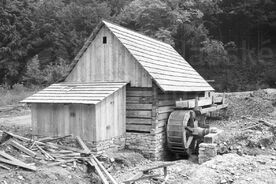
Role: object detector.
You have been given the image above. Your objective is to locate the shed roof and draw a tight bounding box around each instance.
[21,82,127,104]
[64,20,214,92]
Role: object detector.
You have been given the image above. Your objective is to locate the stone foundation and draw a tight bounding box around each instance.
[125,132,167,160]
[86,134,126,155]
[198,143,217,164]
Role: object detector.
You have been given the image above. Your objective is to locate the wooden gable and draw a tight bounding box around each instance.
[65,25,152,87]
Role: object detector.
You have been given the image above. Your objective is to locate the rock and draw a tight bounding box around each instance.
[220,179,227,183]
[17,175,24,181]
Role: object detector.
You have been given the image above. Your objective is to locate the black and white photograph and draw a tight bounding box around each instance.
[0,0,275,183]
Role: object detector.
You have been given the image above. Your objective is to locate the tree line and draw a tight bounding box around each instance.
[0,0,275,91]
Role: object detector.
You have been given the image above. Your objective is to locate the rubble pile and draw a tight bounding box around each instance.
[0,131,118,184]
[226,89,276,119]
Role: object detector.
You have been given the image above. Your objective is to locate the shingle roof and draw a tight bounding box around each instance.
[103,21,213,92]
[63,20,214,92]
[21,82,127,104]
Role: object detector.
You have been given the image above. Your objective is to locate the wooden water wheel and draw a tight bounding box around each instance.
[167,110,209,155]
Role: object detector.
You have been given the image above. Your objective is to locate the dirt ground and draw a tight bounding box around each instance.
[0,89,275,184]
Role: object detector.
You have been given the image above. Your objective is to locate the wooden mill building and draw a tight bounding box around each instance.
[22,20,214,159]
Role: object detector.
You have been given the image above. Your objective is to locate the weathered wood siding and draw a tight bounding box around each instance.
[65,26,152,87]
[31,86,126,142]
[31,103,96,141]
[95,86,126,141]
[126,85,153,133]
[152,84,206,134]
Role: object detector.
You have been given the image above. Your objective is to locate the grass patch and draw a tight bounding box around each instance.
[0,84,39,106]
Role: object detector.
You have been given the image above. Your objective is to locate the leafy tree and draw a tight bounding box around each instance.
[0,0,36,87]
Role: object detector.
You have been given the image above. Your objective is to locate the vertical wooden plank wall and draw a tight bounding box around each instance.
[95,86,126,141]
[32,103,96,141]
[65,26,152,88]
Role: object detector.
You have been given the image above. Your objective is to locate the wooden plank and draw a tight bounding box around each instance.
[88,158,109,184]
[126,110,152,118]
[126,91,152,97]
[9,140,36,157]
[76,136,91,154]
[176,98,213,108]
[0,158,36,171]
[199,104,228,114]
[126,118,152,125]
[48,159,75,167]
[91,155,119,184]
[157,112,171,121]
[0,151,36,171]
[126,104,152,110]
[36,144,54,160]
[126,124,151,132]
[126,96,153,104]
[158,106,174,114]
[158,100,175,107]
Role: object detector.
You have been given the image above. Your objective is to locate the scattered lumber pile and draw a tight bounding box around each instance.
[0,131,118,184]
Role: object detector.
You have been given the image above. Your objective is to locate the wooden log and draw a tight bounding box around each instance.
[76,136,91,154]
[9,140,36,157]
[176,98,212,108]
[48,159,75,167]
[38,135,72,143]
[126,110,152,118]
[36,144,55,160]
[87,158,109,184]
[0,151,36,171]
[126,91,152,97]
[0,163,10,170]
[158,106,174,114]
[199,103,228,114]
[158,100,175,107]
[47,143,88,154]
[0,158,36,171]
[126,124,152,132]
[92,155,118,184]
[126,118,152,125]
[3,131,45,145]
[126,104,152,110]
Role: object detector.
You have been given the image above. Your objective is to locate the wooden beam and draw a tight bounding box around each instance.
[48,159,75,167]
[126,104,152,110]
[36,144,55,160]
[87,158,109,184]
[126,124,152,132]
[0,151,36,171]
[76,136,91,154]
[199,103,228,114]
[126,118,152,125]
[9,140,36,157]
[176,98,212,108]
[38,135,72,143]
[92,155,118,184]
[126,110,152,118]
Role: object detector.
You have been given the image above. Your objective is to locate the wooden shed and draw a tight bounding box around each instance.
[23,20,214,158]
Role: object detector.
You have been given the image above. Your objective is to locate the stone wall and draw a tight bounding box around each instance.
[198,143,217,164]
[125,132,167,160]
[87,134,126,155]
